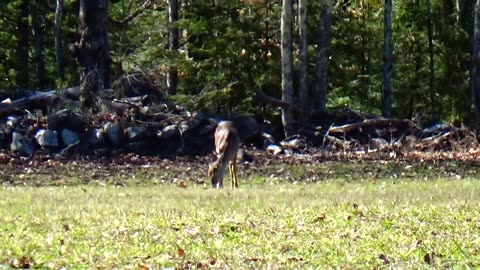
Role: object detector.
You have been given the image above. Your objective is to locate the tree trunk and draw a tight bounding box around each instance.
[263,0,270,61]
[298,0,308,123]
[31,0,46,89]
[460,0,476,37]
[15,0,30,89]
[281,0,295,136]
[167,0,179,95]
[314,0,332,114]
[442,0,456,23]
[427,0,436,121]
[411,0,423,118]
[472,0,480,123]
[70,0,111,109]
[382,0,393,118]
[55,0,65,80]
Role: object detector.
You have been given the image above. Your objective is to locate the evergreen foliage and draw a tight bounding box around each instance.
[0,0,477,125]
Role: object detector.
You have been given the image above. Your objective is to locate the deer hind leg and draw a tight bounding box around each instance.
[229,161,238,188]
[228,162,234,188]
[233,161,238,188]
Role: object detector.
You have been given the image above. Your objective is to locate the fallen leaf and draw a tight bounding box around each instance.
[137,263,150,270]
[313,213,326,222]
[117,226,129,235]
[411,239,422,250]
[177,248,186,257]
[424,252,435,265]
[244,257,264,262]
[179,180,188,188]
[10,256,34,268]
[63,223,72,231]
[60,243,68,255]
[209,226,220,235]
[378,254,390,265]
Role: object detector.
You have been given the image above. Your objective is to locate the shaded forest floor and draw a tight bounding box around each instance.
[1,147,480,187]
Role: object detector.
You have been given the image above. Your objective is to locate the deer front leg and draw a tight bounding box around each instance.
[209,159,225,188]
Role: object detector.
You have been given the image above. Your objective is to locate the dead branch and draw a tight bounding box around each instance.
[109,0,155,28]
[253,90,291,110]
[253,90,312,118]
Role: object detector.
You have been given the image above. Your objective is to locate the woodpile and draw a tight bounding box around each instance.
[0,75,477,159]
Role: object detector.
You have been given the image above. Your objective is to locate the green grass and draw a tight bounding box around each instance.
[1,177,480,269]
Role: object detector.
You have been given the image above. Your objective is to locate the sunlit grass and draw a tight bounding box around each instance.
[1,178,480,269]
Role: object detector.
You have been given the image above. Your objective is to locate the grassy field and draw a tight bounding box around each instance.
[1,175,480,269]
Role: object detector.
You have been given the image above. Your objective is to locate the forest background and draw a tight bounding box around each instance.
[0,0,478,136]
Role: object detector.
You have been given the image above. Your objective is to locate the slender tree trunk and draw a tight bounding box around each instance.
[314,0,332,113]
[70,0,111,109]
[281,0,295,136]
[263,0,270,61]
[167,0,179,95]
[55,0,65,80]
[15,0,30,89]
[360,0,369,75]
[411,0,423,118]
[427,0,436,121]
[460,0,476,37]
[382,0,393,118]
[31,0,46,89]
[472,0,480,123]
[298,0,308,122]
[442,0,456,23]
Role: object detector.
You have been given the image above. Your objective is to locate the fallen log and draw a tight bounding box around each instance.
[421,131,454,143]
[327,118,412,134]
[0,90,60,116]
[0,86,84,116]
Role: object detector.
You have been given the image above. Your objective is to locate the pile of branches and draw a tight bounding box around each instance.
[0,71,220,158]
[0,73,478,161]
[310,108,479,158]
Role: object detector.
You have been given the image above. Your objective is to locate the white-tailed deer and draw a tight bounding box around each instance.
[208,121,240,188]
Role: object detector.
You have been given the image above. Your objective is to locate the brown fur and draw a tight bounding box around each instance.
[209,121,240,188]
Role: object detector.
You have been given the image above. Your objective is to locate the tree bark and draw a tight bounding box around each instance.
[167,0,179,95]
[442,0,456,23]
[55,0,65,80]
[31,0,46,89]
[281,0,295,136]
[314,0,332,114]
[298,0,308,122]
[263,0,270,61]
[15,0,30,89]
[70,0,111,109]
[472,0,480,123]
[427,0,436,121]
[460,0,476,37]
[382,0,393,118]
